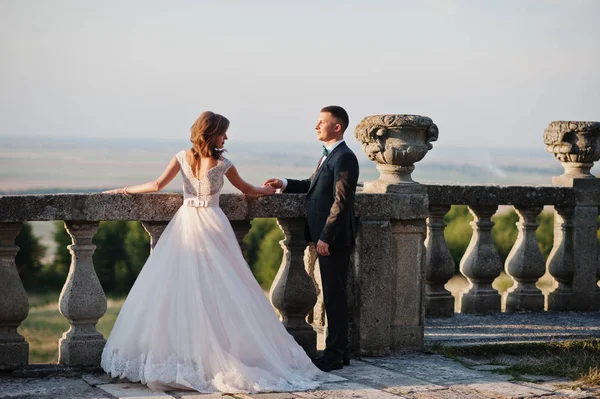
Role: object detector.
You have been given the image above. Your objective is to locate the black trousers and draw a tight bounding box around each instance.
[318,245,352,360]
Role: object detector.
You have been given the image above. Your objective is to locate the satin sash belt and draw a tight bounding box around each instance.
[184,198,217,207]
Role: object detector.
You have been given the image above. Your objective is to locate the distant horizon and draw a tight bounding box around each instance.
[0,134,577,196]
[0,132,552,152]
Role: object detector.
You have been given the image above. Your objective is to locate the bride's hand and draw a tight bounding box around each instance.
[261,184,276,195]
[103,188,130,195]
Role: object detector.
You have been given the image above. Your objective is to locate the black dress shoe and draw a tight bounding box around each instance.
[343,354,350,366]
[314,357,343,372]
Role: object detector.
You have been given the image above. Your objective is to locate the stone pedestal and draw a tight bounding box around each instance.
[58,221,107,367]
[355,113,432,354]
[390,219,426,352]
[354,218,393,356]
[545,121,600,310]
[0,223,29,370]
[548,170,600,310]
[359,184,428,353]
[571,205,599,310]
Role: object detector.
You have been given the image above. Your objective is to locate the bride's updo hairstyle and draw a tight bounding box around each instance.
[189,111,230,172]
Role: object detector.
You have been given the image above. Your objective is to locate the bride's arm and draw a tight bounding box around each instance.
[104,156,180,194]
[226,166,275,195]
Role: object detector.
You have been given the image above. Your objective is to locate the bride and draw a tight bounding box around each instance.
[101,111,322,393]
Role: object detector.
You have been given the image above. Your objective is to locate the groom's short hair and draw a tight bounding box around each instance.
[321,105,349,133]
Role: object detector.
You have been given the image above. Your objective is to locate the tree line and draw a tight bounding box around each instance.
[15,207,568,296]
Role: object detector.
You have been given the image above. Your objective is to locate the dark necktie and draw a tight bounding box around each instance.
[314,147,329,175]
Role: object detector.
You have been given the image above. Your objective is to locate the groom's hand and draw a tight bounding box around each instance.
[316,240,330,256]
[264,178,283,189]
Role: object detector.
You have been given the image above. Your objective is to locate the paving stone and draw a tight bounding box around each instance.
[384,385,448,396]
[509,379,592,398]
[82,373,118,386]
[232,393,299,399]
[360,355,494,386]
[383,384,447,395]
[0,377,109,399]
[453,356,482,367]
[172,393,226,399]
[464,381,554,398]
[471,364,511,371]
[400,387,490,399]
[315,372,347,383]
[515,374,564,383]
[98,382,174,398]
[424,311,600,346]
[548,387,600,399]
[329,359,440,391]
[294,381,405,399]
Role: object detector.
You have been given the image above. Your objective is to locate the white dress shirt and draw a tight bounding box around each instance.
[281,139,345,191]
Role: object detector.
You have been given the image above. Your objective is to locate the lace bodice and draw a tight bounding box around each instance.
[175,150,233,207]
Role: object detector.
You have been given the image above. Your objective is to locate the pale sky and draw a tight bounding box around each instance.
[1,0,599,149]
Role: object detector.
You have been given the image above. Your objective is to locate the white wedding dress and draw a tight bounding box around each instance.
[101,151,322,393]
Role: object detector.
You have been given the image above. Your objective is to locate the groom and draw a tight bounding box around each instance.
[265,105,359,371]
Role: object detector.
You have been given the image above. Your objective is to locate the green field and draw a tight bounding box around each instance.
[18,294,124,364]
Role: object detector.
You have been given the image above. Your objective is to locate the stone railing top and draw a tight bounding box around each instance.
[4,183,600,223]
[0,192,429,223]
[425,184,578,207]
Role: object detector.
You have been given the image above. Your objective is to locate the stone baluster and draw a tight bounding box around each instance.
[270,218,317,359]
[0,223,29,370]
[58,221,107,367]
[230,220,252,254]
[424,205,455,317]
[547,206,575,311]
[505,206,546,312]
[303,244,325,328]
[141,221,169,251]
[460,205,503,314]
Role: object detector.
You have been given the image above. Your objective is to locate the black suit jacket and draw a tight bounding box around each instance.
[285,141,359,248]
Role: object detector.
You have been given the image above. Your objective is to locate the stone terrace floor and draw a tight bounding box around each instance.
[425,311,600,346]
[2,312,600,399]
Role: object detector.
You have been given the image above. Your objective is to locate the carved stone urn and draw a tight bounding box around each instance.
[355,114,438,187]
[543,121,600,179]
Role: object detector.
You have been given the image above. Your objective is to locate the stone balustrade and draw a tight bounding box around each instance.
[2,116,599,372]
[424,184,600,316]
[0,191,426,370]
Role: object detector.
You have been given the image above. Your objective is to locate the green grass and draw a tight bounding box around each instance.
[430,340,600,387]
[18,297,124,363]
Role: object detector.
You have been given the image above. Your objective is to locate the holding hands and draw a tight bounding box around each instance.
[263,178,283,190]
[258,184,276,195]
